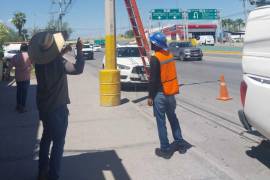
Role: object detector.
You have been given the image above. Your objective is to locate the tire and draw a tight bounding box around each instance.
[179,54,185,61]
[238,110,252,132]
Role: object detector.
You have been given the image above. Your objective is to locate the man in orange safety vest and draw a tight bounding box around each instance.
[148,32,186,159]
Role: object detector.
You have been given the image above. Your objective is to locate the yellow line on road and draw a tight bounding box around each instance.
[204,50,242,55]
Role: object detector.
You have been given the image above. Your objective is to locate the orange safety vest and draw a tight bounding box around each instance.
[155,50,179,96]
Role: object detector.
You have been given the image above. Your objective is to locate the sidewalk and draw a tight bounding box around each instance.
[0,64,238,180]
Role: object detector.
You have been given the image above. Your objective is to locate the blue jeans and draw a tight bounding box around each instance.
[16,80,30,108]
[153,92,183,150]
[39,105,69,180]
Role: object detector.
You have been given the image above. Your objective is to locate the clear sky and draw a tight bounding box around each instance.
[0,0,253,39]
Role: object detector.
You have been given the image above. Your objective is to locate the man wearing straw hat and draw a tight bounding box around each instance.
[29,31,85,180]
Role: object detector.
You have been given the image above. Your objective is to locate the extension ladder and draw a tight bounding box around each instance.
[124,0,151,77]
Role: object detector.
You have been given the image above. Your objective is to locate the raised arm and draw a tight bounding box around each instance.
[61,38,85,75]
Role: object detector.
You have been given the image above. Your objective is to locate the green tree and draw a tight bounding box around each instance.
[235,18,245,31]
[0,23,22,44]
[124,30,134,39]
[45,19,73,39]
[0,23,10,45]
[11,12,26,37]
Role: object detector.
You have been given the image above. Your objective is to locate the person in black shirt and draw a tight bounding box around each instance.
[29,32,85,180]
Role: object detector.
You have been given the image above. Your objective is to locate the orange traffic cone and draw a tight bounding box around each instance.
[217,75,232,101]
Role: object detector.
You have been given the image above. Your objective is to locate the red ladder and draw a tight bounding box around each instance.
[124,0,151,76]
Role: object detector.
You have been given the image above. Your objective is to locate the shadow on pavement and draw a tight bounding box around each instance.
[180,80,219,87]
[246,140,270,169]
[0,83,40,180]
[60,150,131,180]
[121,83,148,92]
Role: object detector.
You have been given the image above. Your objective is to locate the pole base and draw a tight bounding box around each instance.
[100,69,121,106]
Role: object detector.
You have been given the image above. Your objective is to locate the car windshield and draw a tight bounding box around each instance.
[117,47,141,57]
[177,42,192,47]
[83,45,90,48]
[7,50,19,54]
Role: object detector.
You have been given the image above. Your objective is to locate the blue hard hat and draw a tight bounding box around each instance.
[149,32,168,50]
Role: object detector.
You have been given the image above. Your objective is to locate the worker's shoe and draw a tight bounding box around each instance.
[171,141,187,154]
[178,143,187,154]
[155,148,174,159]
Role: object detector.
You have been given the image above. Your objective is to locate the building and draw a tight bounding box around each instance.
[148,24,218,41]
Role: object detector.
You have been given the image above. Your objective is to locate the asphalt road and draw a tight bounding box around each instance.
[82,51,270,179]
[89,51,243,125]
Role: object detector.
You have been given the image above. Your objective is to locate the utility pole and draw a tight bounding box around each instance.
[100,0,120,106]
[242,0,248,21]
[50,0,72,31]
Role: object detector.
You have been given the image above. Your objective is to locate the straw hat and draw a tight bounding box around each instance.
[28,31,65,64]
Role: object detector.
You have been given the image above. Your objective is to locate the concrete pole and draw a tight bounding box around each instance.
[99,0,121,106]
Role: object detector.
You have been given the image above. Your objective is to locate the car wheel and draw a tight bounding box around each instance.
[179,55,185,61]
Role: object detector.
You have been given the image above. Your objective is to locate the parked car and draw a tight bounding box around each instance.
[3,43,21,61]
[82,43,94,60]
[168,42,203,61]
[198,35,215,46]
[102,45,149,83]
[93,44,102,52]
[238,4,270,140]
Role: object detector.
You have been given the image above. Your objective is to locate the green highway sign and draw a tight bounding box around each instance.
[168,9,182,20]
[94,39,105,45]
[152,9,183,20]
[152,9,168,20]
[188,9,218,20]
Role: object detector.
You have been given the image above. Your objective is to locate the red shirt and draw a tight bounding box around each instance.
[10,52,32,82]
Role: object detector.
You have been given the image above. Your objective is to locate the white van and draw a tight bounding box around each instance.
[239,5,270,139]
[198,35,215,46]
[3,43,21,61]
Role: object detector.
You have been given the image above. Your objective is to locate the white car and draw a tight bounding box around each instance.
[198,35,215,46]
[93,44,102,52]
[239,4,270,139]
[103,45,149,83]
[82,43,94,60]
[3,43,21,61]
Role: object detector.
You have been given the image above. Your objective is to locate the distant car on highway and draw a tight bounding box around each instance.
[93,44,102,52]
[198,35,215,46]
[168,42,203,61]
[82,43,94,60]
[238,4,270,140]
[102,45,149,83]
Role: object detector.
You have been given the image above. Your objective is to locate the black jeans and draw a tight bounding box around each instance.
[16,80,30,108]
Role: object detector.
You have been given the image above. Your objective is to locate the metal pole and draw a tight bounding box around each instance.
[243,0,248,21]
[99,0,120,106]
